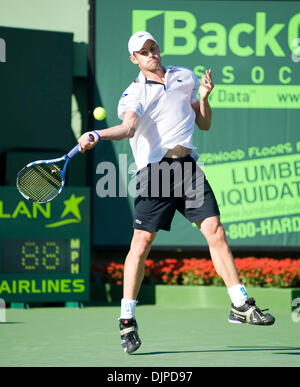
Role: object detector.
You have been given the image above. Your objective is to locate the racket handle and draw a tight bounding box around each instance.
[67,134,95,159]
[67,144,80,159]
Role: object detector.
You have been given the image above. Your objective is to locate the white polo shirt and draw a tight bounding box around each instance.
[118,65,200,171]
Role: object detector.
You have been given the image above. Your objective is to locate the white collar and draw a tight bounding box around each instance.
[136,65,176,83]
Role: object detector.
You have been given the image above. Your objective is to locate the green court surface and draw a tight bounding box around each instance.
[1,304,299,367]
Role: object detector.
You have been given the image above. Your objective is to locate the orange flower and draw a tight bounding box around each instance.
[90,257,300,287]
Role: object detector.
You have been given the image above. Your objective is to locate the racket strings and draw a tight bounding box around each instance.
[17,164,62,203]
[19,165,61,201]
[23,170,56,200]
[18,167,59,201]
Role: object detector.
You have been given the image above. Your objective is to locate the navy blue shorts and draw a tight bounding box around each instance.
[133,156,220,232]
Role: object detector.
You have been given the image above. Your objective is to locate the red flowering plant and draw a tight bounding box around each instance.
[178,258,222,286]
[152,258,182,285]
[97,262,124,286]
[90,257,300,288]
[143,259,156,284]
[235,257,300,288]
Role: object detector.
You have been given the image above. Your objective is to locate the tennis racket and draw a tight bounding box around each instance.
[16,134,95,203]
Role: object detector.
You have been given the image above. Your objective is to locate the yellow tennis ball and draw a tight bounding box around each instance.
[93,107,106,120]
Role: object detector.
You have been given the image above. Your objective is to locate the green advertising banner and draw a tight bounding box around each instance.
[0,187,90,302]
[93,0,300,248]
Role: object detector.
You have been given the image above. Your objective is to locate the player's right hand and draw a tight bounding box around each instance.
[78,131,98,153]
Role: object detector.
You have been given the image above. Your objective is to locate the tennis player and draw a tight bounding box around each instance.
[78,31,275,355]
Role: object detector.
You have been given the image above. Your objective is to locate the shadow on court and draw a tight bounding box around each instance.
[134,346,300,356]
[0,322,24,324]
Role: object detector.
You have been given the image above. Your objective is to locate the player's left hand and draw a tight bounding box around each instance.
[200,69,214,100]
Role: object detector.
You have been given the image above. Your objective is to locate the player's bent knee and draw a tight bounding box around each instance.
[134,229,155,244]
[132,230,155,258]
[205,223,227,246]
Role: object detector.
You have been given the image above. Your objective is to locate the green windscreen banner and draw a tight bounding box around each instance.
[93,0,300,248]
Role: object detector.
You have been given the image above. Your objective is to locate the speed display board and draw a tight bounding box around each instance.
[0,187,90,302]
[1,239,81,274]
[92,0,300,248]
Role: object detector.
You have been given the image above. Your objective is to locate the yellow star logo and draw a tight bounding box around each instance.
[61,194,85,221]
[45,194,85,228]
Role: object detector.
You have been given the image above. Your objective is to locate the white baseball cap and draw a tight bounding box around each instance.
[128,31,157,55]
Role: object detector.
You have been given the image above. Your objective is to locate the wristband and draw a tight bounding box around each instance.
[92,130,101,141]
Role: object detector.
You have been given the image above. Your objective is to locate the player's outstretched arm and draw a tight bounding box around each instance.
[78,110,139,152]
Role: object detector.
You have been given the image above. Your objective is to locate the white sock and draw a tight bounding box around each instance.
[227,284,248,307]
[120,299,137,319]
